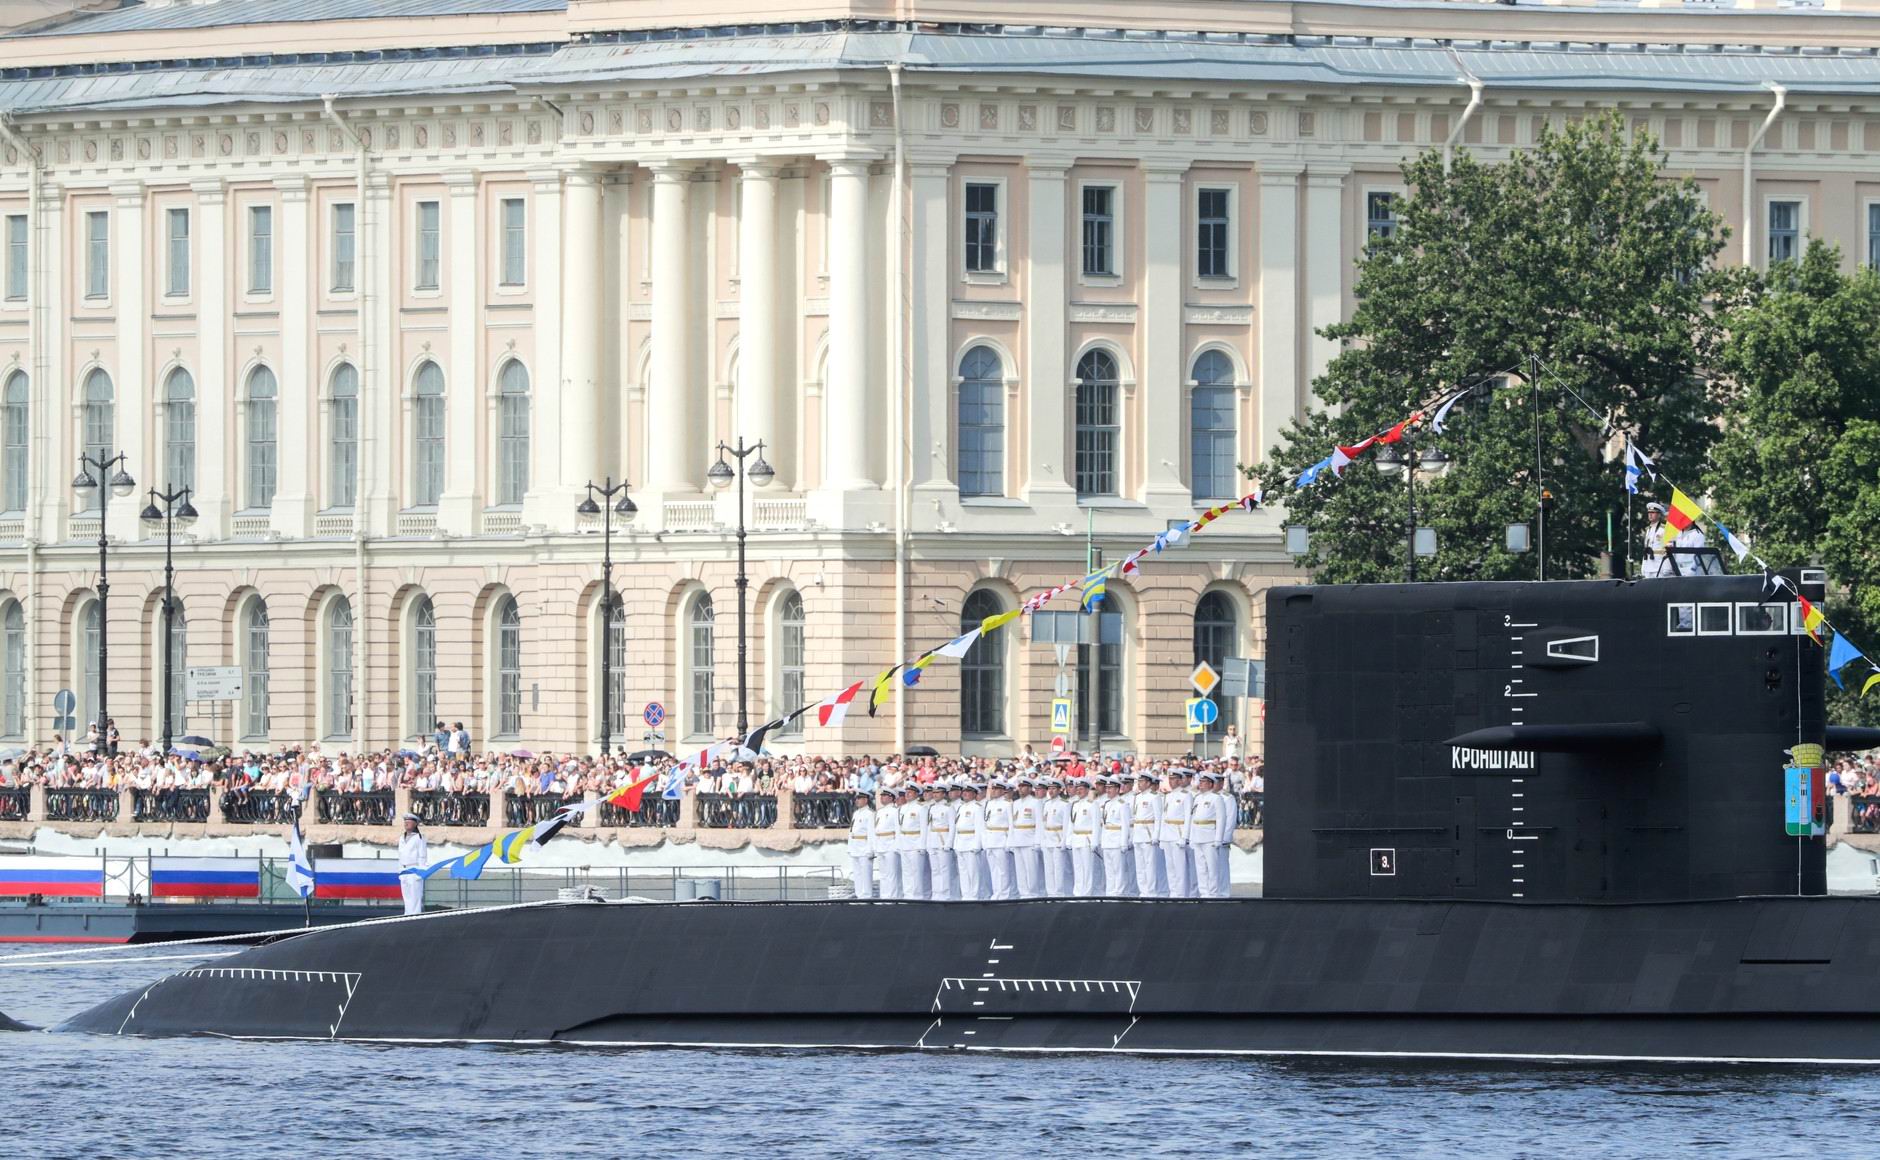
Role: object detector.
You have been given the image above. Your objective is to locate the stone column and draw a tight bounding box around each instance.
[1256,163,1303,465]
[734,160,781,471]
[1141,161,1189,508]
[195,178,233,535]
[522,168,565,530]
[438,170,480,535]
[822,155,876,491]
[109,181,145,544]
[908,157,954,494]
[560,165,605,499]
[1024,159,1072,502]
[645,161,695,495]
[32,175,65,542]
[270,173,310,537]
[362,171,397,536]
[1303,166,1350,387]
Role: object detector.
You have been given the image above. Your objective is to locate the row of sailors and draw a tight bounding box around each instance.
[846,770,1236,901]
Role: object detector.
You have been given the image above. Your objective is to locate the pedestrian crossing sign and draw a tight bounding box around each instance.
[1050,698,1072,735]
[1185,697,1217,734]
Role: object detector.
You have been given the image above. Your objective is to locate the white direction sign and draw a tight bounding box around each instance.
[187,666,243,701]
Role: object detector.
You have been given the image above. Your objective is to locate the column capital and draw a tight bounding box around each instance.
[189,178,226,204]
[1305,165,1352,187]
[109,180,144,205]
[557,162,608,188]
[365,170,394,196]
[1021,155,1074,178]
[273,174,309,201]
[441,168,479,192]
[818,152,882,177]
[1257,161,1307,183]
[641,157,697,182]
[1141,163,1190,184]
[726,156,786,179]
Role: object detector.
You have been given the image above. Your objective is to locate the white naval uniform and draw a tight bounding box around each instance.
[1159,786,1194,899]
[1067,796,1101,897]
[1215,788,1236,896]
[1009,796,1043,899]
[898,799,930,899]
[1130,790,1165,898]
[983,797,1015,900]
[925,800,957,901]
[1040,797,1071,897]
[1099,795,1134,896]
[847,804,876,899]
[1189,792,1223,898]
[953,799,986,900]
[872,798,902,898]
[398,830,428,915]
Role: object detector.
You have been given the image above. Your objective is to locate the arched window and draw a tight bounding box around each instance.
[78,600,100,732]
[164,368,196,492]
[329,364,359,509]
[1194,590,1238,735]
[242,598,269,741]
[497,361,530,506]
[1190,350,1237,501]
[957,346,1004,498]
[2,371,27,514]
[245,366,277,509]
[2,601,23,739]
[603,599,626,740]
[81,368,113,513]
[411,596,436,741]
[776,590,805,737]
[163,598,187,735]
[687,592,715,738]
[326,597,353,740]
[960,589,1006,738]
[495,595,522,739]
[1076,595,1124,744]
[1074,349,1119,498]
[412,361,445,507]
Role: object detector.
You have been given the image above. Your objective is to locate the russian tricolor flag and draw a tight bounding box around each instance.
[150,857,260,900]
[0,856,105,898]
[312,859,404,901]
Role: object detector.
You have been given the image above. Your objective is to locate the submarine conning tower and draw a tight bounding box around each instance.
[1264,571,1838,904]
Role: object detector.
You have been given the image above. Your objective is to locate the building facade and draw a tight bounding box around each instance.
[2,0,1880,755]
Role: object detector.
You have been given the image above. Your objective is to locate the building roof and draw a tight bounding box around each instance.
[7,21,1880,115]
[9,0,566,38]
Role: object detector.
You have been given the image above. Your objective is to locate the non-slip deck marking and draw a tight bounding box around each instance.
[163,966,365,1040]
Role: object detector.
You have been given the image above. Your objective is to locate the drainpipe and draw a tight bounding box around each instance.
[1743,83,1788,267]
[324,95,372,750]
[889,64,909,755]
[1,114,43,744]
[1443,77,1484,175]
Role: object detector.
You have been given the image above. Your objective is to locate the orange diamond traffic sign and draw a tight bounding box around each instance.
[1190,660,1220,698]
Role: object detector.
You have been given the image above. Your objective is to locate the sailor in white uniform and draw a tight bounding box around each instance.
[983,779,1015,900]
[1098,776,1135,896]
[1190,771,1225,898]
[924,781,956,901]
[847,790,876,899]
[872,787,903,899]
[898,784,930,900]
[1213,775,1236,896]
[1130,772,1165,898]
[1039,777,1071,897]
[953,781,986,900]
[397,812,428,916]
[1159,769,1195,899]
[1009,777,1043,899]
[1067,776,1101,897]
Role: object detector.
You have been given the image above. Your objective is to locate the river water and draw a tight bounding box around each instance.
[5,955,1876,1159]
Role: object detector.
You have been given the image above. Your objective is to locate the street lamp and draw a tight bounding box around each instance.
[707,437,774,735]
[577,476,637,756]
[140,486,198,754]
[72,452,134,753]
[1375,438,1449,581]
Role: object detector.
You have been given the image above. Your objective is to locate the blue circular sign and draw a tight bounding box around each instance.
[52,688,76,714]
[1192,698,1220,726]
[643,702,666,728]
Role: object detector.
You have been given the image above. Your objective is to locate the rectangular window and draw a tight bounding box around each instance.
[1768,200,1800,265]
[166,207,190,296]
[1868,203,1880,270]
[331,203,355,292]
[414,200,440,291]
[1366,192,1397,243]
[500,198,526,286]
[249,206,273,294]
[3,215,24,301]
[964,182,999,274]
[1197,188,1230,279]
[85,211,109,299]
[1081,185,1116,277]
[331,396,358,508]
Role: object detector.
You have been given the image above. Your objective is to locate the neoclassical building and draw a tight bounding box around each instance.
[2,0,1879,755]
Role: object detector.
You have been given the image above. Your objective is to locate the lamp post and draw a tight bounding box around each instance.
[577,477,637,756]
[707,437,774,735]
[71,452,135,753]
[140,486,199,754]
[1374,436,1449,582]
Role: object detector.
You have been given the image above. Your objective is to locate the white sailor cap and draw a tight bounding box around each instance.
[1646,501,1667,513]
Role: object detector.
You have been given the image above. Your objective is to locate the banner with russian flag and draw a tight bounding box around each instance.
[0,856,105,898]
[149,857,261,900]
[311,858,404,901]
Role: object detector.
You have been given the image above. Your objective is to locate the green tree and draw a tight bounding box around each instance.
[1254,114,1728,584]
[1710,240,1880,725]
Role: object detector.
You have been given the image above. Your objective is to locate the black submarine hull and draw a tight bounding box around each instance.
[56,895,1880,1063]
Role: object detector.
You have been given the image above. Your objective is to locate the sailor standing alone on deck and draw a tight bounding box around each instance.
[398,812,428,916]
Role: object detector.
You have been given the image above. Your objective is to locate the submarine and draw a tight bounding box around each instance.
[43,570,1880,1063]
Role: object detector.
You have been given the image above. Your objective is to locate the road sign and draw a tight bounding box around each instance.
[1050,698,1072,735]
[1220,657,1264,699]
[52,689,75,715]
[187,666,242,701]
[643,701,666,728]
[1050,734,1068,756]
[1190,660,1220,698]
[1185,696,1218,734]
